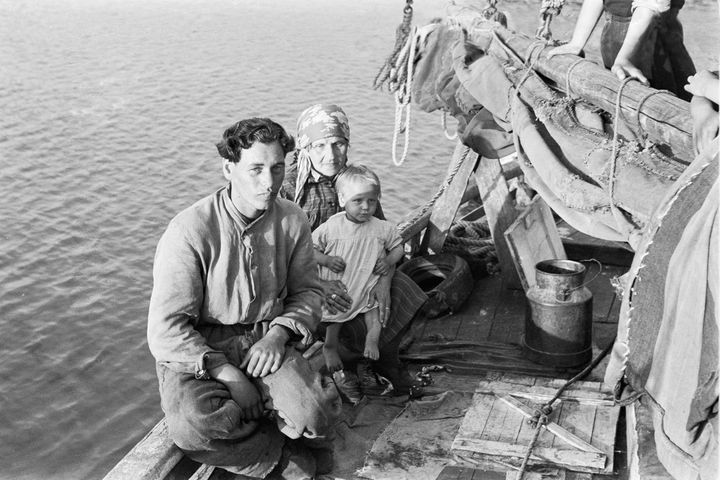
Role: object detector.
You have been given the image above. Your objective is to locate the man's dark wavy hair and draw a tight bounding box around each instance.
[216,117,295,163]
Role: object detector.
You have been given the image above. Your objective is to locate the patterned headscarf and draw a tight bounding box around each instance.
[294,104,350,202]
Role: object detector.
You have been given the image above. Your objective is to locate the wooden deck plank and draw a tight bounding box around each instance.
[454,277,498,342]
[456,393,496,441]
[591,402,621,474]
[483,395,512,442]
[552,400,595,449]
[496,399,525,445]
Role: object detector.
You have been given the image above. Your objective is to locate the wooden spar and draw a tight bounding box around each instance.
[458,21,694,164]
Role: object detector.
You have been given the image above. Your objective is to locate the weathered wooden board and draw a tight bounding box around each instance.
[452,374,619,474]
[422,143,480,254]
[102,419,183,480]
[504,195,566,292]
[475,157,522,289]
[475,379,615,406]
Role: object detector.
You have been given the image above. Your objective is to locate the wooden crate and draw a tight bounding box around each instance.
[452,374,619,475]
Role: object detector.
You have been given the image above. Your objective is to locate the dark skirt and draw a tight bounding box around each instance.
[600,8,696,101]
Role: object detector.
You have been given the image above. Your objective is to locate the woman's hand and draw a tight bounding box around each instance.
[611,57,648,85]
[240,326,289,378]
[209,363,265,420]
[369,273,392,327]
[547,42,584,59]
[320,279,352,314]
[373,258,390,276]
[326,256,346,274]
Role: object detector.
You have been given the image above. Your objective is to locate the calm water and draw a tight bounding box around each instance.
[1,1,717,478]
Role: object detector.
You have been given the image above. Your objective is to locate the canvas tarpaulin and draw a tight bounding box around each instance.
[409,21,686,244]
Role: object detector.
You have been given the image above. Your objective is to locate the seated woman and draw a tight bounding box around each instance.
[281,104,427,397]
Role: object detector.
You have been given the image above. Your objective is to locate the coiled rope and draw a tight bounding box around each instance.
[372,0,417,166]
[391,28,417,166]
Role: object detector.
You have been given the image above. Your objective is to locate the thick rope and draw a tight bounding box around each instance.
[609,77,635,203]
[514,41,547,96]
[564,58,586,100]
[373,1,414,91]
[634,88,673,145]
[516,413,548,480]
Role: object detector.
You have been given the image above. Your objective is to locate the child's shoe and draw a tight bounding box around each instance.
[332,369,363,405]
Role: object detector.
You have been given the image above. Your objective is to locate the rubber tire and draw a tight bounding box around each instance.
[398,253,473,318]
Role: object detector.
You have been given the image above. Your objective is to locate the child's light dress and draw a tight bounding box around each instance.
[312,212,403,323]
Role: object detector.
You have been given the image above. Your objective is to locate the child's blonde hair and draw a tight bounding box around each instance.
[335,164,381,198]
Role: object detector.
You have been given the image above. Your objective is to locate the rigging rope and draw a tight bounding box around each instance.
[371,0,417,166]
[397,145,472,233]
[372,0,414,91]
[391,27,417,166]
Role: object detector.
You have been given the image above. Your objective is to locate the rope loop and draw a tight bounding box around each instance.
[609,77,636,203]
[391,26,418,166]
[564,58,585,100]
[441,111,458,140]
[634,88,673,145]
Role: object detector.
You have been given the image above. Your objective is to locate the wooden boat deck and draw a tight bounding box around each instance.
[105,233,634,480]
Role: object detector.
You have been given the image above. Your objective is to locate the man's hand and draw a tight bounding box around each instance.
[689,95,719,155]
[209,363,265,420]
[320,279,352,314]
[240,326,289,378]
[325,256,346,274]
[369,272,392,327]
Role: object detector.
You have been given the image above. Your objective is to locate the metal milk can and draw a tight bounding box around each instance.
[522,259,593,368]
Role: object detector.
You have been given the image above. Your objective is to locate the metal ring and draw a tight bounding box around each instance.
[331,293,337,300]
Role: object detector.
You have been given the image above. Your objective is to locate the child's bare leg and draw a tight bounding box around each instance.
[363,309,381,360]
[323,323,344,372]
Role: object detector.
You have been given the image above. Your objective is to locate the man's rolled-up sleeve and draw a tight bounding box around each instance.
[147,222,228,375]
